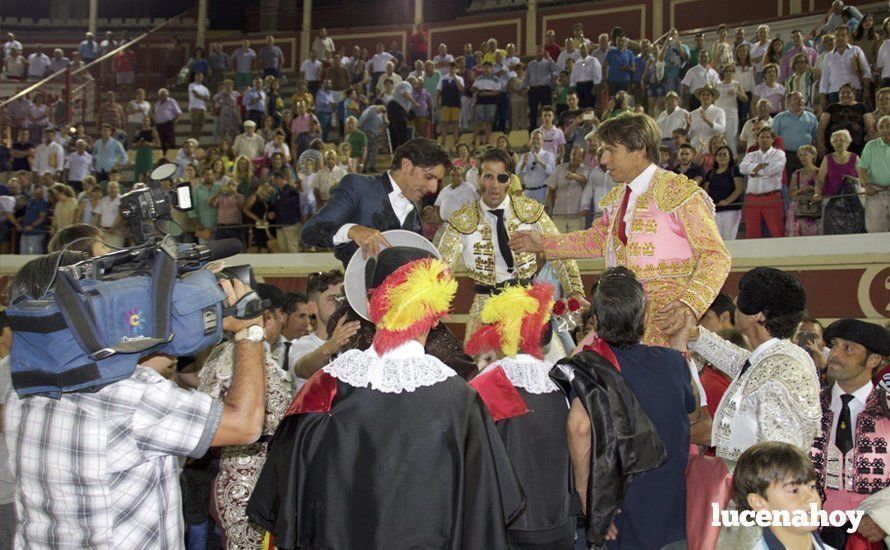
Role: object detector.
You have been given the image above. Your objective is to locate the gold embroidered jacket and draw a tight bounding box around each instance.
[436,196,584,296]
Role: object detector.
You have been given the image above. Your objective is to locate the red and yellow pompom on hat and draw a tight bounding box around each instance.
[465,283,555,359]
[368,258,458,354]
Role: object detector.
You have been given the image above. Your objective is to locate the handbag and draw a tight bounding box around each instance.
[795,189,822,219]
[823,177,866,235]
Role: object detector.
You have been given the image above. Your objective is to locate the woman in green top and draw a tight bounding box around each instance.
[344,116,367,173]
[133,115,159,182]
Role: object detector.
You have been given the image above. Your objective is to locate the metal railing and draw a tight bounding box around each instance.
[0,7,195,140]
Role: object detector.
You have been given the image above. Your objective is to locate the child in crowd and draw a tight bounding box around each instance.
[732,441,834,550]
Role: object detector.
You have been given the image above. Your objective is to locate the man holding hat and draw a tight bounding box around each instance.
[810,318,890,548]
[301,137,451,266]
[464,282,576,549]
[681,267,822,463]
[246,241,524,549]
[437,147,584,343]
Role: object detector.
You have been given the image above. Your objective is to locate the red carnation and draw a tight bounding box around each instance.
[567,297,581,312]
[552,300,567,316]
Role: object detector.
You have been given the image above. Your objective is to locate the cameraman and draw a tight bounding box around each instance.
[4,252,268,548]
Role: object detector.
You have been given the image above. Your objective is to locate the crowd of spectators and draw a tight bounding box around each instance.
[1,0,890,256]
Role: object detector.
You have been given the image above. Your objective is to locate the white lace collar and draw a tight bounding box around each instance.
[323,341,456,394]
[485,354,560,395]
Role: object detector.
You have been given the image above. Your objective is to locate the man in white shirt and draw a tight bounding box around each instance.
[368,43,396,92]
[289,271,360,390]
[435,166,479,222]
[94,180,124,247]
[877,37,890,88]
[819,25,872,104]
[232,120,266,159]
[300,50,323,95]
[33,128,65,178]
[681,50,719,110]
[313,149,347,206]
[432,43,454,76]
[187,72,211,141]
[739,127,787,238]
[26,45,51,81]
[312,28,335,62]
[375,62,402,95]
[570,44,602,109]
[3,33,22,59]
[517,130,556,204]
[502,43,521,71]
[686,85,727,149]
[64,139,92,193]
[656,91,689,146]
[556,38,580,72]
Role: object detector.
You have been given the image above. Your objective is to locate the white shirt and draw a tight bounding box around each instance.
[739,147,787,194]
[368,52,396,73]
[750,40,771,73]
[681,64,720,93]
[688,104,727,147]
[127,100,151,124]
[581,166,617,215]
[289,333,324,390]
[33,142,65,175]
[480,196,516,282]
[621,163,658,240]
[556,49,581,71]
[819,45,872,93]
[377,72,403,94]
[65,151,93,181]
[435,74,465,92]
[503,55,521,70]
[188,82,210,111]
[300,59,322,81]
[433,54,454,75]
[828,381,872,448]
[27,53,51,78]
[312,36,335,61]
[332,172,415,245]
[435,181,479,222]
[878,40,890,81]
[95,195,121,228]
[3,40,22,59]
[656,107,689,139]
[570,55,602,85]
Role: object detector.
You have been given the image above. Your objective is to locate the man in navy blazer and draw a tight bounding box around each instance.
[301,138,453,266]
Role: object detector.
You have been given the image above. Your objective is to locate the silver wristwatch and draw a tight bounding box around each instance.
[234,324,265,343]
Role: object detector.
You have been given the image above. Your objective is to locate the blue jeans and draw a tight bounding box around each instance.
[363,128,378,171]
[663,74,681,94]
[317,111,333,142]
[20,234,45,255]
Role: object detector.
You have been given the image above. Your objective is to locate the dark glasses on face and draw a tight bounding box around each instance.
[484,173,511,184]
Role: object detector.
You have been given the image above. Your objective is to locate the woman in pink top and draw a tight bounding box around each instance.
[289,100,318,147]
[752,63,785,115]
[209,180,245,242]
[815,129,859,202]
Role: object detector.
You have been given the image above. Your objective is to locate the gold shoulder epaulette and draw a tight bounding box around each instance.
[446,201,481,235]
[598,184,625,210]
[653,170,702,213]
[510,195,545,224]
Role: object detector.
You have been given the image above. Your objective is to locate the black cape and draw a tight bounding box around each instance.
[549,350,667,547]
[246,372,526,550]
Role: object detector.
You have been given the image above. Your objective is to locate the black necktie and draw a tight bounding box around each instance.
[738,359,752,378]
[282,341,291,372]
[489,209,515,272]
[836,394,855,456]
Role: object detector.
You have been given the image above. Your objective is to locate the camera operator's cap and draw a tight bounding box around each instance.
[344,229,441,321]
[823,319,890,357]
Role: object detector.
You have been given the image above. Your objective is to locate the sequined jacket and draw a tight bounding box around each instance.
[436,195,583,295]
[689,328,822,462]
[810,385,890,499]
[199,341,294,547]
[540,167,730,346]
